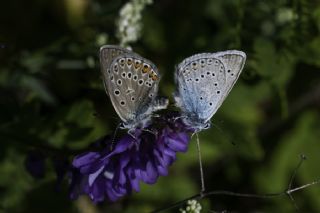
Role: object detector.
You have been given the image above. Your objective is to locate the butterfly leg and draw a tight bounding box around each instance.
[173,115,187,123]
[128,129,137,140]
[128,129,144,150]
[142,128,158,137]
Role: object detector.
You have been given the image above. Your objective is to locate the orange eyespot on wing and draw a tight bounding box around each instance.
[134,60,142,69]
[142,64,151,73]
[152,75,158,81]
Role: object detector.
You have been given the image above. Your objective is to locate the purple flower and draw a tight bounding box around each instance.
[69,115,192,202]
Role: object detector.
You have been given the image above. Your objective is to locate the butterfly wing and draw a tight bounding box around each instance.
[101,49,162,126]
[174,50,246,123]
[213,50,246,108]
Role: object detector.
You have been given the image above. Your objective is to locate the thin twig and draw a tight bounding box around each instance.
[152,180,320,213]
[286,154,306,211]
[152,155,320,213]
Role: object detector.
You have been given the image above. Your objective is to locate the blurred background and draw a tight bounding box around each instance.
[1,0,320,212]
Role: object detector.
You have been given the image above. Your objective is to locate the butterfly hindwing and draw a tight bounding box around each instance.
[104,53,160,124]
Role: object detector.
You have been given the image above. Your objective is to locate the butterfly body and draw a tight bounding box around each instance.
[174,50,246,132]
[100,45,168,130]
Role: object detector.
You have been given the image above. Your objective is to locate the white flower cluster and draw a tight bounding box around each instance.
[179,199,202,213]
[116,0,153,47]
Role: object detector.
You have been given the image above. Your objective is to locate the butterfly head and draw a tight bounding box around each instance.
[182,116,211,132]
[120,115,152,131]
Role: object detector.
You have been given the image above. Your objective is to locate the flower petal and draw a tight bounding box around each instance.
[88,166,105,186]
[73,152,99,168]
[166,133,189,152]
[90,177,105,203]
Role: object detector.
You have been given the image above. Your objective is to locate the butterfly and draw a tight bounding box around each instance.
[174,50,246,132]
[99,45,168,131]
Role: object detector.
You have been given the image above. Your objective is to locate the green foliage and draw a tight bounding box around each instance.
[0,0,320,212]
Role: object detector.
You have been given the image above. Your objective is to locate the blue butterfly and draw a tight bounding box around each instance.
[174,50,246,131]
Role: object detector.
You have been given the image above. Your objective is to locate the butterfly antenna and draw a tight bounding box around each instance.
[195,132,206,195]
[111,122,122,151]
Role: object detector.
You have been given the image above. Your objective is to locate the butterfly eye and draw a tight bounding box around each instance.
[204,123,211,129]
[119,123,125,129]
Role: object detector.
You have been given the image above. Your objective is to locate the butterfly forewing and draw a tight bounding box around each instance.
[175,50,246,123]
[100,45,140,96]
[106,54,160,124]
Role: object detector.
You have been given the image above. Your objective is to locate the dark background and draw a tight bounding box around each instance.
[1,0,320,212]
